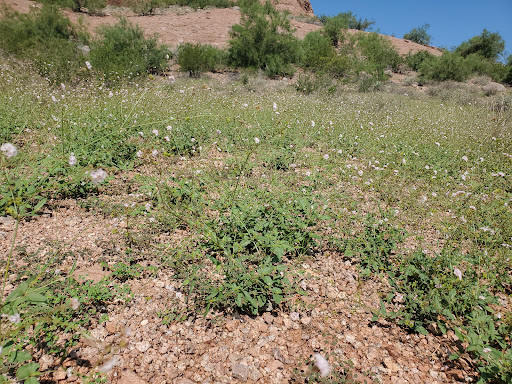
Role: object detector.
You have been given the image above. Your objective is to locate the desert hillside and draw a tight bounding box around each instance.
[1,0,442,55]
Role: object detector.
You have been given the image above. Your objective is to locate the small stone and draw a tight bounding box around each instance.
[446,369,465,381]
[118,369,149,384]
[300,316,311,326]
[53,368,67,381]
[135,341,151,353]
[262,312,274,324]
[232,363,250,382]
[383,357,399,373]
[140,319,149,326]
[225,319,238,332]
[175,379,195,384]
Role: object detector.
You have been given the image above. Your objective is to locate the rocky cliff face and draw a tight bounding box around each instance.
[270,0,314,16]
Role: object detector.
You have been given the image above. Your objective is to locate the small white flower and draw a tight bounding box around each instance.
[323,154,329,160]
[137,150,143,158]
[273,102,277,111]
[99,356,120,373]
[462,156,468,162]
[191,138,196,143]
[482,347,491,353]
[139,131,144,137]
[68,153,77,166]
[179,89,185,94]
[479,295,485,301]
[70,298,80,310]
[290,312,300,321]
[90,169,107,184]
[358,170,363,176]
[85,61,92,70]
[453,267,462,280]
[313,353,330,377]
[305,171,311,177]
[254,137,260,144]
[151,149,158,157]
[8,313,20,324]
[1,143,17,158]
[164,136,170,142]
[169,75,175,83]
[108,91,114,98]
[51,95,57,103]
[152,129,159,136]
[145,203,151,211]
[311,121,315,127]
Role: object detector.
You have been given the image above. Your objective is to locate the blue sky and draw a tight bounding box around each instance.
[310,0,512,60]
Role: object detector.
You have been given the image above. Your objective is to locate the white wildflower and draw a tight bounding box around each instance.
[164,136,170,142]
[462,156,468,162]
[273,102,277,111]
[85,61,92,70]
[169,75,175,84]
[311,121,315,127]
[136,150,143,158]
[254,137,260,144]
[482,347,491,353]
[290,312,300,321]
[152,129,159,136]
[8,313,20,324]
[139,131,144,137]
[1,143,17,158]
[323,154,329,160]
[70,298,80,310]
[453,267,462,280]
[99,356,120,373]
[151,149,158,157]
[90,169,107,184]
[145,203,151,211]
[313,353,331,377]
[108,91,114,98]
[67,153,77,167]
[478,295,485,301]
[358,170,363,176]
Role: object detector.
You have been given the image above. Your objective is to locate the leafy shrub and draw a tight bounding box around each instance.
[300,31,336,70]
[90,18,170,80]
[405,50,434,71]
[418,51,472,83]
[0,4,87,83]
[228,0,300,77]
[320,12,375,46]
[205,192,325,263]
[456,29,505,61]
[355,32,403,76]
[403,24,431,46]
[37,0,106,14]
[177,43,226,77]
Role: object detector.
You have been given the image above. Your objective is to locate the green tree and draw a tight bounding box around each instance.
[300,31,336,70]
[456,29,505,61]
[228,0,299,77]
[504,55,512,85]
[320,12,375,46]
[403,24,431,46]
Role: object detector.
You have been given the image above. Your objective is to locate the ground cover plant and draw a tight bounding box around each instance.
[0,25,512,383]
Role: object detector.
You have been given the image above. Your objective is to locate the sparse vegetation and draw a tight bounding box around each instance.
[0,1,511,383]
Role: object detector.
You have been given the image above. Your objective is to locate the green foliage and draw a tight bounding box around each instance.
[403,24,431,46]
[177,43,226,77]
[193,256,291,315]
[341,213,404,278]
[320,11,375,46]
[504,55,512,85]
[405,50,434,71]
[418,51,472,82]
[90,18,170,80]
[37,0,106,14]
[300,31,336,70]
[354,32,403,76]
[0,4,87,83]
[124,0,233,13]
[456,29,505,61]
[228,0,300,77]
[205,192,324,263]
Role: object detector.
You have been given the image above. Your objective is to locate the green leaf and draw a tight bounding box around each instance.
[4,282,28,303]
[273,294,283,304]
[9,349,32,364]
[26,292,47,303]
[262,276,273,285]
[32,197,47,213]
[449,353,459,360]
[16,362,39,379]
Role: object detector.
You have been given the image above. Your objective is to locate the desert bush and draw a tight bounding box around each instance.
[0,4,88,83]
[418,51,472,83]
[228,0,300,77]
[456,29,505,61]
[36,0,106,14]
[354,32,402,76]
[177,43,226,77]
[403,24,431,46]
[320,12,375,46]
[300,31,336,70]
[90,18,170,80]
[405,50,434,71]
